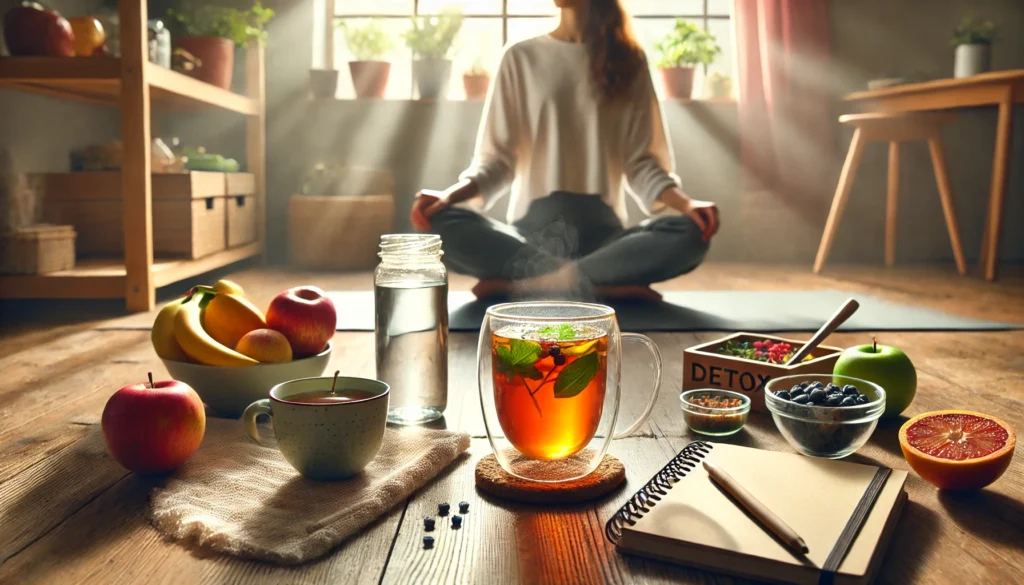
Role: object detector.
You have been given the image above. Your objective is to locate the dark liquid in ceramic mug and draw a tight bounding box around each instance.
[289,390,377,404]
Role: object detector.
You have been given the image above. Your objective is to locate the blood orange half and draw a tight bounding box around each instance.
[899,410,1015,490]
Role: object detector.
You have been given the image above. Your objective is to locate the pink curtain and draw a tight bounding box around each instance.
[735,0,834,207]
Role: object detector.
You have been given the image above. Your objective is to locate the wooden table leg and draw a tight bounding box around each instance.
[927,134,967,275]
[982,94,1014,281]
[815,128,866,274]
[885,141,900,267]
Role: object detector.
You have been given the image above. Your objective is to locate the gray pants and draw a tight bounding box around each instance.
[430,192,709,287]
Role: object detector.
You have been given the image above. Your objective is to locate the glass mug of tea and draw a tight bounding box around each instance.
[478,302,662,482]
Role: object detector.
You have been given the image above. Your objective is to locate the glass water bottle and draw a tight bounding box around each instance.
[375,234,448,425]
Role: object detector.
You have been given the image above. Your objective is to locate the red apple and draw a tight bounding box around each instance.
[3,2,75,57]
[101,374,205,474]
[266,285,336,356]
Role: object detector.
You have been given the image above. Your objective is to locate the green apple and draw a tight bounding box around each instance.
[834,340,917,417]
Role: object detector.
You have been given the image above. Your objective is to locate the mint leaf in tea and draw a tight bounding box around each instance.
[491,325,607,460]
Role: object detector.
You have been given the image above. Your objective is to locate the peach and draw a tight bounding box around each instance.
[235,328,293,363]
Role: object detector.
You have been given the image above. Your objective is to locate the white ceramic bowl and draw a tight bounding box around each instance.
[162,343,332,418]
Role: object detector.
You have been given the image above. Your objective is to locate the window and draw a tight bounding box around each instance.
[318,1,733,99]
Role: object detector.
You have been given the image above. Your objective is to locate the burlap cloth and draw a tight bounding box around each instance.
[149,418,470,565]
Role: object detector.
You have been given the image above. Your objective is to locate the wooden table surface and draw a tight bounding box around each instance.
[844,69,1024,283]
[1,266,1022,584]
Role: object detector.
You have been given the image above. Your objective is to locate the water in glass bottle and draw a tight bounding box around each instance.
[375,234,448,425]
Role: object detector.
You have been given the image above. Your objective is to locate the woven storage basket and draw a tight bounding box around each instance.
[0,224,76,274]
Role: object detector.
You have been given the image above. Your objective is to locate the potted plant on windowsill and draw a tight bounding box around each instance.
[463,59,490,100]
[951,16,995,78]
[165,1,273,90]
[341,18,395,99]
[403,8,462,100]
[654,19,720,99]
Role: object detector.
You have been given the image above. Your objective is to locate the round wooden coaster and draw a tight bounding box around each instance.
[475,454,626,504]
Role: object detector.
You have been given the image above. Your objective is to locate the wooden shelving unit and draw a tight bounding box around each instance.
[0,3,266,311]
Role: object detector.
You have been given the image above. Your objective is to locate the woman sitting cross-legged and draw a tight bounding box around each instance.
[410,0,719,300]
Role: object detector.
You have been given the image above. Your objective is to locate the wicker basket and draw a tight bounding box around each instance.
[289,194,394,270]
[1,224,76,274]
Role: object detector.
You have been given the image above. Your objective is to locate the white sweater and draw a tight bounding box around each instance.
[460,34,680,225]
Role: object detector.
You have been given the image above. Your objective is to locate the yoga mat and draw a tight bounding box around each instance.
[328,289,1018,333]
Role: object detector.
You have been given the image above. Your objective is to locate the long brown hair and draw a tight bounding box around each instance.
[585,0,646,102]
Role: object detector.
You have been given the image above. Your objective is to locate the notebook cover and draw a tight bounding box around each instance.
[615,443,907,585]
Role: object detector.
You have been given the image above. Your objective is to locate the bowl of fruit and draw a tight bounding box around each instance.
[153,280,336,418]
[764,374,885,459]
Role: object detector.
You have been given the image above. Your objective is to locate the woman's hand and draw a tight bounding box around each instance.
[658,187,720,243]
[410,179,480,232]
[410,190,449,232]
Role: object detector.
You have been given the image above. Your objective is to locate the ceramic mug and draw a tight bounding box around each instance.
[242,376,389,480]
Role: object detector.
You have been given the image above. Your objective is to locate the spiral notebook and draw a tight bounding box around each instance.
[606,442,907,585]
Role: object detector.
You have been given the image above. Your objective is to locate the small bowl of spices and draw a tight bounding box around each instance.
[680,389,751,436]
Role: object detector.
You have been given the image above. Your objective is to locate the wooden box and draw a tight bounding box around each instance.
[37,171,242,259]
[683,332,844,412]
[0,224,76,274]
[289,194,394,270]
[224,173,257,248]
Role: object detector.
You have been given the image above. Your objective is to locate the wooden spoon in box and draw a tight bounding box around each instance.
[785,298,860,365]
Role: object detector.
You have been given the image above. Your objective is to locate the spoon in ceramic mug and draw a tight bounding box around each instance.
[785,298,860,365]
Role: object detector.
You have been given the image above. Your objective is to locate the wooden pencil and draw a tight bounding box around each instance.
[703,460,810,555]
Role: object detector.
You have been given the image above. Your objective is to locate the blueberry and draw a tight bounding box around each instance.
[553,354,567,366]
[438,503,450,516]
[790,386,806,397]
[808,382,824,390]
[548,346,561,356]
[825,383,841,394]
[451,515,463,528]
[856,394,870,404]
[840,396,858,407]
[792,394,810,404]
[458,501,469,513]
[775,390,792,401]
[424,517,435,531]
[826,394,843,407]
[791,383,807,392]
[808,388,827,404]
[423,535,435,548]
[842,385,859,396]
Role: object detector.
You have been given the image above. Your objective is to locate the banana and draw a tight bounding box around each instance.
[152,297,190,361]
[174,291,258,367]
[213,279,245,295]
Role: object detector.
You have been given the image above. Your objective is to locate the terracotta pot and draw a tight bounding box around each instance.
[462,72,490,100]
[659,66,695,99]
[348,61,391,99]
[176,36,234,90]
[309,69,339,99]
[412,59,452,100]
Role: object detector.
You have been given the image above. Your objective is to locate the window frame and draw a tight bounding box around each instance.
[326,0,732,99]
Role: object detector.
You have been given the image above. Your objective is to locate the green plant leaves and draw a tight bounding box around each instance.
[537,324,578,341]
[654,19,721,68]
[554,353,599,399]
[496,339,542,381]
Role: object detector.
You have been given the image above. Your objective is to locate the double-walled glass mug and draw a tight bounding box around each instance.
[478,302,662,482]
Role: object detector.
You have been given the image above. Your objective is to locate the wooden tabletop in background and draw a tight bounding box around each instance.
[1,265,1022,584]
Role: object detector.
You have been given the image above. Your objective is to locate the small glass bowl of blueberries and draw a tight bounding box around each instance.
[764,374,885,459]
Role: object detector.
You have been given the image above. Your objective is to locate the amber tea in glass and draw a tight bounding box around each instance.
[479,302,663,483]
[491,324,608,460]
